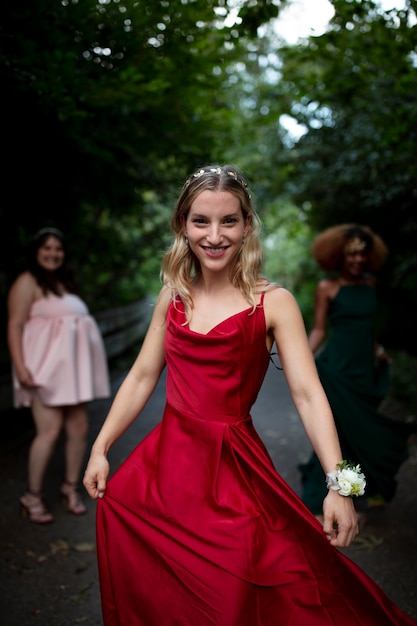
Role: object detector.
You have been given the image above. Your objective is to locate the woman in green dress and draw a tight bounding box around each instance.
[300,224,415,517]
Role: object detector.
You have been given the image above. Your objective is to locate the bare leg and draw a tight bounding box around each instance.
[63,403,89,484]
[28,398,64,493]
[20,398,63,523]
[60,403,89,515]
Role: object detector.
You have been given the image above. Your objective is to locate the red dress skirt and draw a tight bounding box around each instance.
[96,297,415,625]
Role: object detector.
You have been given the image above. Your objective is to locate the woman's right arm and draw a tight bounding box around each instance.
[83,286,171,499]
[7,273,37,386]
[308,279,333,353]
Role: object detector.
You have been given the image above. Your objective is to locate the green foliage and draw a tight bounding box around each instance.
[260,198,317,320]
[250,0,417,353]
[2,0,416,370]
[277,0,417,225]
[1,0,290,367]
[0,0,282,301]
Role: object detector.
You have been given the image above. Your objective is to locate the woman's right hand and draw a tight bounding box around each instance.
[83,453,110,500]
[17,366,37,388]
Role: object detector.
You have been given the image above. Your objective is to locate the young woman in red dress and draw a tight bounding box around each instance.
[84,165,415,625]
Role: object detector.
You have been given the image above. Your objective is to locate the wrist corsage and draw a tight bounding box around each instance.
[326,460,366,497]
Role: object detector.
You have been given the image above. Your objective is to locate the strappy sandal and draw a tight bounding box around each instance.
[60,481,87,516]
[20,491,54,524]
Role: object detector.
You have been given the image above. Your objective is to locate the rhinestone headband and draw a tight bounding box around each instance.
[34,227,64,240]
[344,237,368,254]
[185,167,251,197]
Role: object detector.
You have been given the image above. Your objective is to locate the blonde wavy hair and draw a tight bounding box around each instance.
[161,164,266,321]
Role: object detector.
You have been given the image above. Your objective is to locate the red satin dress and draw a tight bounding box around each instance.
[96,295,415,626]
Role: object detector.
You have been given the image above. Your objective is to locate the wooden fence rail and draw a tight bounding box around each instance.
[0,297,154,412]
[94,297,154,360]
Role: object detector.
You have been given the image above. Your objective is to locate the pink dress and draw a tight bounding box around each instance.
[13,293,110,407]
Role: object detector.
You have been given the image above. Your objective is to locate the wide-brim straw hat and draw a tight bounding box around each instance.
[312,223,388,271]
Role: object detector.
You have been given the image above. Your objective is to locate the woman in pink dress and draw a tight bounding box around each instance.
[84,166,415,625]
[8,227,110,524]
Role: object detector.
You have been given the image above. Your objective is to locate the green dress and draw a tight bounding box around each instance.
[300,284,415,514]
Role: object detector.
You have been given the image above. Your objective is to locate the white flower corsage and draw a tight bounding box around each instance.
[326,460,366,497]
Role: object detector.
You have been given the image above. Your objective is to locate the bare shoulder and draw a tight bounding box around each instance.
[8,272,37,300]
[317,277,338,292]
[263,286,302,330]
[150,285,173,323]
[316,278,339,300]
[7,272,39,320]
[155,284,172,308]
[12,271,37,289]
[263,284,297,307]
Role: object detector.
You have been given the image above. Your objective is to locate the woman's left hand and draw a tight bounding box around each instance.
[322,490,359,547]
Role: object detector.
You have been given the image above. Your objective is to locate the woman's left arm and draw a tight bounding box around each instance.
[264,288,359,547]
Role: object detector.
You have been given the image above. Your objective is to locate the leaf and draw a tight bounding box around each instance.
[352,534,384,550]
[70,581,94,602]
[50,539,70,555]
[74,542,96,553]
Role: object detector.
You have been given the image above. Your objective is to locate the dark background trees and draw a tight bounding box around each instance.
[1,0,282,305]
[1,0,416,368]
[262,0,417,351]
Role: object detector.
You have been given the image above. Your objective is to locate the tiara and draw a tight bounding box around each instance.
[344,237,368,254]
[34,227,64,240]
[185,167,251,197]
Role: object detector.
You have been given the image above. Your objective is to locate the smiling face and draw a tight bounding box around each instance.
[36,235,65,272]
[342,237,370,278]
[184,190,249,275]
